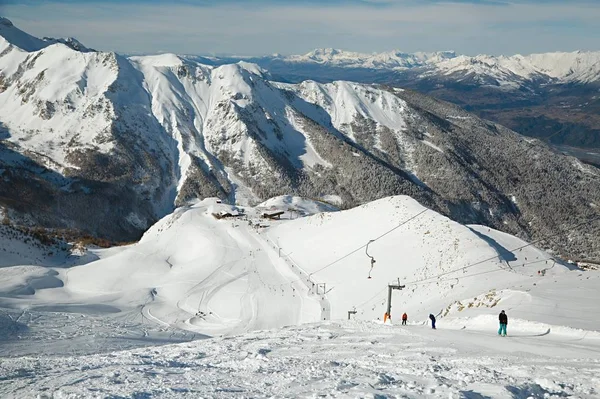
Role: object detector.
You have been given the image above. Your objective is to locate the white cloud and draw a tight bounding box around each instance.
[2,1,599,55]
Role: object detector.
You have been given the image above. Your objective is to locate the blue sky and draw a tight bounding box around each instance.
[1,0,598,56]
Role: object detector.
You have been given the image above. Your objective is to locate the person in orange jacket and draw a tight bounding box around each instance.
[402,312,408,325]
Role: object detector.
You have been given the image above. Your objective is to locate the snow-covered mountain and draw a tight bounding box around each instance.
[218,49,600,152]
[0,19,599,260]
[221,49,600,151]
[254,47,600,85]
[0,17,94,53]
[281,48,457,70]
[0,17,48,52]
[432,51,600,86]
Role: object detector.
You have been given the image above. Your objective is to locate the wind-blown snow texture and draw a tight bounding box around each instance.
[0,19,599,260]
[1,196,600,398]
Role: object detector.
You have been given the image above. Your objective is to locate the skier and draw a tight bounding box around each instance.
[402,312,408,326]
[429,313,436,329]
[498,310,508,336]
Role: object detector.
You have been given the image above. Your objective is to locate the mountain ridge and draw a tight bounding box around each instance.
[205,48,600,151]
[202,47,600,85]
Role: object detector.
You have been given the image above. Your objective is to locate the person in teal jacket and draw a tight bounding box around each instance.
[498,310,508,336]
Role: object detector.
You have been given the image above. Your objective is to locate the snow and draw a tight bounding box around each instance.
[7,16,594,220]
[1,195,600,397]
[1,320,599,398]
[282,79,410,162]
[257,46,600,84]
[257,195,339,215]
[2,20,600,397]
[321,194,344,206]
[0,44,119,168]
[0,226,70,268]
[286,48,457,70]
[434,51,600,85]
[422,140,444,153]
[291,80,408,132]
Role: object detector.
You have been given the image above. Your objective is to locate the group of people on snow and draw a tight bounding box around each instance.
[397,310,508,335]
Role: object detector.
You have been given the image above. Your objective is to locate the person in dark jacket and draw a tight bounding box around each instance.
[402,313,408,326]
[498,310,508,336]
[429,313,436,329]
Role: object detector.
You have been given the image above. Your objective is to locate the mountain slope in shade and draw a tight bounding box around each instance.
[0,21,599,259]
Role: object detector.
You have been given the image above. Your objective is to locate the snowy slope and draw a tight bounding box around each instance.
[0,196,592,339]
[257,195,339,214]
[264,196,582,324]
[0,224,69,269]
[1,199,327,337]
[2,319,600,398]
[1,196,600,397]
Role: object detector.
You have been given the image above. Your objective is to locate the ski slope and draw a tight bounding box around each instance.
[2,319,599,398]
[1,195,600,397]
[0,195,597,338]
[264,196,586,325]
[3,199,325,338]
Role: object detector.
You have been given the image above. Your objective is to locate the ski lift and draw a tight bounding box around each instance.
[366,239,376,279]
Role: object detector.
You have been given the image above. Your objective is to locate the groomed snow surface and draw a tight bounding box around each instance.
[1,196,600,398]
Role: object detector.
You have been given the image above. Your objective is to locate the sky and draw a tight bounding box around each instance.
[0,0,599,56]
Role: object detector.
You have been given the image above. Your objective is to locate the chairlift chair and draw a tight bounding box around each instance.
[366,240,376,279]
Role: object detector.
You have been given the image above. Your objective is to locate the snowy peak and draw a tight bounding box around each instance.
[252,47,600,84]
[525,51,600,82]
[42,36,95,53]
[289,48,457,69]
[0,17,48,52]
[434,50,600,84]
[0,17,92,53]
[0,17,13,27]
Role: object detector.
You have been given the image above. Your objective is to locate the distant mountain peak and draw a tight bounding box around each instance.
[306,48,343,56]
[249,47,600,84]
[0,17,48,52]
[0,18,92,53]
[42,36,95,53]
[0,17,14,27]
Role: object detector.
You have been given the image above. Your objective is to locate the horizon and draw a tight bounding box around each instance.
[2,16,599,59]
[116,48,600,59]
[1,0,599,57]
